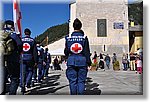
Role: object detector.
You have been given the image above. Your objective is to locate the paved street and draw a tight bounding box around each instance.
[14,69,143,95]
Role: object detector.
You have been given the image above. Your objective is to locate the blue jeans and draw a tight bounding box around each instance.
[106,60,110,69]
[66,66,88,95]
[123,63,128,71]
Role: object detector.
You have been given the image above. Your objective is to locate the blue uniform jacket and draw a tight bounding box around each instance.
[44,51,51,63]
[37,46,44,63]
[22,36,38,63]
[64,31,91,67]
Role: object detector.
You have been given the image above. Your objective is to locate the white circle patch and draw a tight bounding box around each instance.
[23,43,30,52]
[70,43,83,54]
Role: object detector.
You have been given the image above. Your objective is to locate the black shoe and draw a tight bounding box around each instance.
[21,87,26,93]
[31,82,34,87]
[33,79,37,83]
[38,80,42,83]
[5,80,10,83]
[26,84,31,88]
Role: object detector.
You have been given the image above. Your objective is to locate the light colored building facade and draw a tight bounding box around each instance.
[70,0,129,57]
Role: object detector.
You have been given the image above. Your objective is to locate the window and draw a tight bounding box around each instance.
[97,19,107,37]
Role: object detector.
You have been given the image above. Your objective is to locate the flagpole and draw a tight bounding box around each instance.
[13,0,24,95]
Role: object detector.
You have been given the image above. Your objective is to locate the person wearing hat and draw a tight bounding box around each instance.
[1,20,23,95]
[20,28,38,94]
[64,18,91,95]
[36,42,45,83]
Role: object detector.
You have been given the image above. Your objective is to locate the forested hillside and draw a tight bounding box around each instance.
[35,23,69,46]
[128,1,143,25]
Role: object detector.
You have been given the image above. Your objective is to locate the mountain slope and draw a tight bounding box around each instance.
[35,23,69,46]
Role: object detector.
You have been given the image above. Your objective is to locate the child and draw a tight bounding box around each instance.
[136,57,143,74]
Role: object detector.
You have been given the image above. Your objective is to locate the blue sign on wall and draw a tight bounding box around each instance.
[113,22,124,29]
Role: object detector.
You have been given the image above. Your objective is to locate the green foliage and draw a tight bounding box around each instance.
[113,61,120,67]
[91,62,98,67]
[128,1,143,25]
[35,23,69,46]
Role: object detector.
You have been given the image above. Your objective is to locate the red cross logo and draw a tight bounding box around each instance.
[23,43,30,52]
[70,43,83,54]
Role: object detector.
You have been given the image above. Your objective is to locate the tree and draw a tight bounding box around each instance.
[128,1,143,25]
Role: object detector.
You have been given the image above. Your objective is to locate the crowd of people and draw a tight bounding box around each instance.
[91,49,143,74]
[1,20,52,95]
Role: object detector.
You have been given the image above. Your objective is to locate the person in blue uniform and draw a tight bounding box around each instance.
[21,28,38,93]
[36,43,45,83]
[64,18,91,95]
[32,51,38,85]
[44,48,51,78]
[2,20,23,95]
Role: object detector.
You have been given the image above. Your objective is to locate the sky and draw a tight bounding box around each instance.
[1,0,141,38]
[1,0,73,38]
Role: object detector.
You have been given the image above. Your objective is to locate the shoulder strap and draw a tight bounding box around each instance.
[83,35,86,39]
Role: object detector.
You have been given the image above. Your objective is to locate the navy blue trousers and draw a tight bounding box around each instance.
[32,67,37,81]
[44,63,50,77]
[38,63,44,81]
[7,62,20,95]
[66,66,88,95]
[20,62,33,88]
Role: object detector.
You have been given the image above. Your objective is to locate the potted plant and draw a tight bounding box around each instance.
[113,61,120,71]
[90,62,98,71]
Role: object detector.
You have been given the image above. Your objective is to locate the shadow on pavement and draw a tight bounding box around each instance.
[84,77,101,95]
[26,74,68,95]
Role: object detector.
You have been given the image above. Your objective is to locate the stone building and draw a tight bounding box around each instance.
[70,0,129,57]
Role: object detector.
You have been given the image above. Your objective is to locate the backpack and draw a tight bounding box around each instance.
[1,31,15,55]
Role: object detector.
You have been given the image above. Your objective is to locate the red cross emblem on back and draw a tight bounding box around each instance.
[70,43,83,54]
[23,43,30,52]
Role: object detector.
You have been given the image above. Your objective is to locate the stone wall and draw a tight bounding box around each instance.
[70,0,129,58]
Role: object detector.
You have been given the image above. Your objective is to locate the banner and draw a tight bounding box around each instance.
[13,0,22,36]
